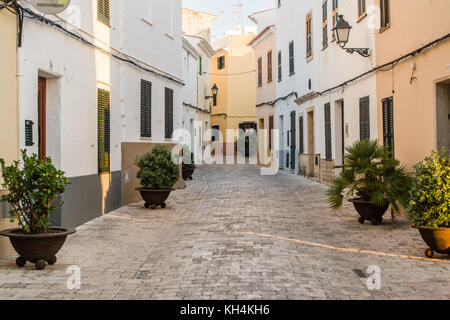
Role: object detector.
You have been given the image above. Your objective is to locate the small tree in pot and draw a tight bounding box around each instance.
[135,145,179,209]
[328,140,413,225]
[0,150,75,270]
[182,145,196,181]
[408,149,449,258]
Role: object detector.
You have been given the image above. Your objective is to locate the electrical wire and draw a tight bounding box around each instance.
[2,2,185,86]
[256,91,298,108]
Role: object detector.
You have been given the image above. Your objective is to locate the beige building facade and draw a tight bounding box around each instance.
[210,34,257,153]
[376,0,450,167]
[0,3,19,258]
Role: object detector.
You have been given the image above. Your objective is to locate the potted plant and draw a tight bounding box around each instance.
[0,150,74,270]
[408,149,449,258]
[135,145,179,209]
[328,140,412,225]
[182,145,196,181]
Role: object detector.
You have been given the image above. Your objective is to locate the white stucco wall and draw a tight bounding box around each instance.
[18,0,183,178]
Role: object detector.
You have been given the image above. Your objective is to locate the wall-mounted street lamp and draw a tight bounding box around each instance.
[332,15,371,58]
[206,83,219,106]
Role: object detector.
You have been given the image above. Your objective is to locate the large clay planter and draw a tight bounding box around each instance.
[414,226,450,258]
[182,167,196,181]
[348,198,389,225]
[0,227,76,270]
[137,188,173,209]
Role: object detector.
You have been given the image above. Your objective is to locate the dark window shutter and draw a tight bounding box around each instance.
[382,97,394,155]
[289,41,294,75]
[278,51,282,81]
[165,87,174,139]
[98,89,110,174]
[97,0,110,25]
[299,116,304,154]
[359,96,370,141]
[258,57,262,86]
[324,103,332,160]
[140,80,152,138]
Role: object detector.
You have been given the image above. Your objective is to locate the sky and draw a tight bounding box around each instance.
[182,0,276,42]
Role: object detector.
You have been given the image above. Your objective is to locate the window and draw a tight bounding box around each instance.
[140,80,152,138]
[164,88,174,139]
[217,55,225,70]
[267,51,273,83]
[306,14,313,59]
[97,0,110,26]
[359,96,370,141]
[257,57,262,87]
[98,89,110,174]
[332,0,339,40]
[324,103,332,161]
[380,0,390,29]
[358,0,367,19]
[212,125,220,142]
[322,1,328,49]
[289,41,295,76]
[299,116,304,154]
[382,97,394,155]
[277,51,282,82]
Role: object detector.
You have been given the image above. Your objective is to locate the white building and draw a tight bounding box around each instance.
[251,0,378,183]
[17,0,183,227]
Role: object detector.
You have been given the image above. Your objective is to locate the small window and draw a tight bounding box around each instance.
[278,51,282,82]
[306,14,313,59]
[217,55,225,70]
[322,1,328,49]
[97,0,110,26]
[257,57,262,87]
[332,0,339,40]
[289,41,295,76]
[267,51,273,83]
[380,0,390,29]
[358,0,367,19]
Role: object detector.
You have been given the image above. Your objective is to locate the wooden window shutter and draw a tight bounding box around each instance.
[98,0,110,25]
[381,0,390,28]
[98,89,110,174]
[269,116,274,150]
[278,51,282,81]
[140,80,152,138]
[359,96,370,141]
[324,103,332,160]
[358,0,366,17]
[258,57,262,87]
[382,97,394,155]
[165,87,174,139]
[299,116,304,154]
[199,56,202,75]
[267,51,273,83]
[289,41,294,75]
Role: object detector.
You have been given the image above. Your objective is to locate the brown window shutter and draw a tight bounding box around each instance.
[98,88,111,174]
[165,87,174,139]
[359,96,370,141]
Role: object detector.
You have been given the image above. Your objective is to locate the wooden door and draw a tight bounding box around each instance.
[38,77,47,159]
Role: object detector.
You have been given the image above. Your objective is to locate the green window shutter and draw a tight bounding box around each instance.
[382,97,394,155]
[98,0,110,25]
[289,41,294,75]
[165,87,174,139]
[140,80,152,138]
[359,96,370,141]
[98,89,111,174]
[324,103,332,160]
[278,51,282,82]
[299,116,304,154]
[199,57,202,75]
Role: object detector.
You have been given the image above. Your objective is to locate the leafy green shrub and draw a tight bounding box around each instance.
[328,139,413,213]
[135,145,179,190]
[182,145,195,170]
[0,150,70,234]
[408,149,449,228]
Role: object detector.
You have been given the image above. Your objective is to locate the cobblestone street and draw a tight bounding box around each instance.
[0,165,448,300]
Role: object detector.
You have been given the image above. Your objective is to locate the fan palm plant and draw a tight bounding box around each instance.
[328,139,413,214]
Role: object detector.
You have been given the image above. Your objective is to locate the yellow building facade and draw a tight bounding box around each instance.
[0,4,19,258]
[376,0,450,168]
[210,34,257,153]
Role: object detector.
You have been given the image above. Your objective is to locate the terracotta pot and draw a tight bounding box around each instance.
[182,167,196,180]
[348,198,389,225]
[414,226,450,258]
[137,188,173,209]
[0,227,76,270]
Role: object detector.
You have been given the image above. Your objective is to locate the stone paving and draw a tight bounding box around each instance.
[0,165,448,300]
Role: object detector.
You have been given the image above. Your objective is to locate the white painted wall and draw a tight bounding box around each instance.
[18,0,183,178]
